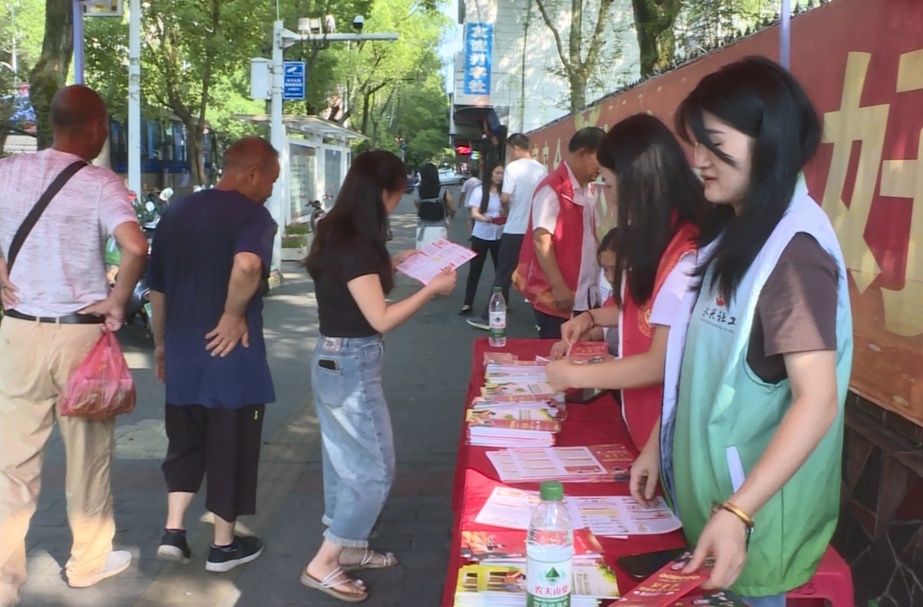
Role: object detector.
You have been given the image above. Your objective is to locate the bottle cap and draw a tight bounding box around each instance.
[540,481,564,501]
[493,286,502,293]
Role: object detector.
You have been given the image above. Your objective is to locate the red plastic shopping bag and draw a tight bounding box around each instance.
[58,332,136,420]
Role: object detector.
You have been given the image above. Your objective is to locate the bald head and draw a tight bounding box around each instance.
[217,136,281,204]
[51,85,108,133]
[222,136,279,175]
[50,85,109,160]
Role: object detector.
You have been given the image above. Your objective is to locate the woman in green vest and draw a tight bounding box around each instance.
[629,57,853,607]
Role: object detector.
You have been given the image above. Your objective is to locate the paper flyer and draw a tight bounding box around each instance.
[473,486,541,529]
[565,496,682,537]
[485,444,634,484]
[396,238,476,285]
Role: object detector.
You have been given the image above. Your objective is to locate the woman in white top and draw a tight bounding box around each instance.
[460,161,504,315]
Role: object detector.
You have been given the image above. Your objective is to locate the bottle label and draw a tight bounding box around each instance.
[526,556,572,607]
[489,311,506,336]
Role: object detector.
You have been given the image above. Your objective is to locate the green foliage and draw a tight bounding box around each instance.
[77,0,454,173]
[285,223,311,235]
[281,234,307,248]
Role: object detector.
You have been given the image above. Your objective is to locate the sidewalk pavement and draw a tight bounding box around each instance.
[16,190,539,607]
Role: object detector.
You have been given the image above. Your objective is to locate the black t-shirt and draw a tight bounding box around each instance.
[315,243,386,337]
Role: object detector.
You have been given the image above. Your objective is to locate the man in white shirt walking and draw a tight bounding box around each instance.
[467,134,547,330]
[0,85,148,605]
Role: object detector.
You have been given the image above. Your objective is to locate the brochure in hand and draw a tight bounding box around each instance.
[396,238,476,285]
[615,551,713,606]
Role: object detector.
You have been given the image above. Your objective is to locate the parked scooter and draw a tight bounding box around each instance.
[308,199,326,232]
[106,218,157,339]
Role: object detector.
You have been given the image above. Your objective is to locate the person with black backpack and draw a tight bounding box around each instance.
[413,163,456,249]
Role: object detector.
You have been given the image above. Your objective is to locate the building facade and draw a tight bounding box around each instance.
[450,0,639,164]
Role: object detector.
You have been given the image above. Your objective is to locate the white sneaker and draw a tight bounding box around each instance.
[67,550,132,588]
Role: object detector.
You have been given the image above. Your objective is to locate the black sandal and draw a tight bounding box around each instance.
[459,305,472,315]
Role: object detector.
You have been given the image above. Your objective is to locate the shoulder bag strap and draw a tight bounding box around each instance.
[6,160,87,272]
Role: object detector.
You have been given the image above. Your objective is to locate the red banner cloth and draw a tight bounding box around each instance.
[442,338,687,607]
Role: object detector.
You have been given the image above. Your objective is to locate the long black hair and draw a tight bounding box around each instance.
[676,56,821,299]
[479,159,501,214]
[305,150,406,294]
[417,163,441,199]
[597,114,711,307]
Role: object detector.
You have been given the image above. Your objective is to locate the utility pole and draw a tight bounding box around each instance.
[264,18,398,273]
[128,0,141,197]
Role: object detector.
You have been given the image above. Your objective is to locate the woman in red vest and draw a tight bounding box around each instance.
[545,114,711,451]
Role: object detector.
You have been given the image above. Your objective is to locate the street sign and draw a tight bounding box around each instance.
[283,61,306,100]
[81,0,123,16]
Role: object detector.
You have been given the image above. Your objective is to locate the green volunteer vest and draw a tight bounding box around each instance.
[671,182,853,597]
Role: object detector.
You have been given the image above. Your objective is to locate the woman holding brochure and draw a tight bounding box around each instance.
[460,160,505,315]
[630,58,852,607]
[544,113,711,451]
[302,150,457,602]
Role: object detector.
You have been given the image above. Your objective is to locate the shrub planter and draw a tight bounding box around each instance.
[281,245,307,262]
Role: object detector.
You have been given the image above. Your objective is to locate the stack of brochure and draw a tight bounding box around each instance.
[466,354,564,447]
[465,404,562,447]
[454,562,620,607]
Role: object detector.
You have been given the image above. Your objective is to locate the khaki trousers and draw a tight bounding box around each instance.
[0,317,116,604]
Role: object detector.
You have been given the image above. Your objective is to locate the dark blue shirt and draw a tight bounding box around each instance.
[147,189,277,409]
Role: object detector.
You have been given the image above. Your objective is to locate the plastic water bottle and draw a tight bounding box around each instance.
[489,287,507,347]
[527,481,573,607]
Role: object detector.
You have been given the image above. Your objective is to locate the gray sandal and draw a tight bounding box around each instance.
[339,548,398,571]
[300,567,368,603]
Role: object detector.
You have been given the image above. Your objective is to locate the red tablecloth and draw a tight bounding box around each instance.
[442,338,686,607]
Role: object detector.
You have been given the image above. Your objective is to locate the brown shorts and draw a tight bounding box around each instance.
[162,403,265,522]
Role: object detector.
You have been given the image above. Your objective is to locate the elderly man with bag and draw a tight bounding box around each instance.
[0,85,149,605]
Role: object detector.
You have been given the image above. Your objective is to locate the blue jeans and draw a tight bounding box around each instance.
[740,593,786,607]
[311,335,395,548]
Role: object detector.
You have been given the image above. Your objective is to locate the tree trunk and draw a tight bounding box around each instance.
[29,0,74,150]
[631,0,682,78]
[569,73,587,113]
[361,89,372,135]
[188,125,205,186]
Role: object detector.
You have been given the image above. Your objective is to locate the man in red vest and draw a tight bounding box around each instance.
[513,127,606,338]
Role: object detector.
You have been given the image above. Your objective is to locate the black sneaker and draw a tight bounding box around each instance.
[467,316,489,331]
[157,530,191,564]
[205,536,264,573]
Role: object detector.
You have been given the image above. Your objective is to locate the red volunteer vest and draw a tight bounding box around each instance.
[620,221,699,450]
[512,162,590,319]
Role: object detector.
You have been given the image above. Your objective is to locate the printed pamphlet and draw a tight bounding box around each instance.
[396,238,476,285]
[566,496,682,537]
[486,444,634,484]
